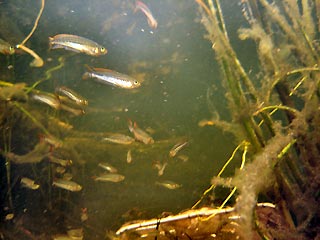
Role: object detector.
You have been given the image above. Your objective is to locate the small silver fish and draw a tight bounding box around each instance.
[49,156,73,167]
[62,173,73,181]
[93,173,125,183]
[83,66,141,89]
[152,160,167,176]
[49,34,107,56]
[169,141,188,158]
[60,103,86,116]
[32,93,60,109]
[98,162,118,173]
[67,228,83,240]
[21,177,40,190]
[0,38,15,55]
[127,149,132,163]
[56,86,88,106]
[103,133,135,145]
[53,179,82,192]
[128,120,154,144]
[40,134,63,148]
[155,180,181,190]
[177,154,189,162]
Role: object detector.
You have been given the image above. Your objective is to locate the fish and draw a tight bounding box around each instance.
[39,134,63,148]
[53,234,74,240]
[155,180,181,190]
[128,120,154,144]
[49,34,107,56]
[152,160,167,176]
[49,155,72,167]
[49,117,73,130]
[135,1,158,29]
[0,38,15,55]
[62,173,73,181]
[21,177,40,190]
[32,93,60,109]
[93,173,125,183]
[53,179,82,192]
[127,149,132,163]
[198,119,215,127]
[55,166,66,174]
[98,162,118,173]
[56,86,88,106]
[83,66,141,89]
[60,103,86,116]
[177,154,189,162]
[169,141,188,158]
[103,133,135,145]
[67,228,83,240]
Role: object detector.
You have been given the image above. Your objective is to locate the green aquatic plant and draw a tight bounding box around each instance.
[193,0,320,238]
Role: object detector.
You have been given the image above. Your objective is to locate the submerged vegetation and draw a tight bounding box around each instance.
[192,0,319,239]
[0,0,319,239]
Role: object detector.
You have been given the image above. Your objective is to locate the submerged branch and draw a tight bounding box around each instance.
[20,0,45,46]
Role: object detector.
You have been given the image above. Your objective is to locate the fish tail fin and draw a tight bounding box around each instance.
[48,37,54,49]
[82,72,90,80]
[82,65,93,80]
[127,119,134,132]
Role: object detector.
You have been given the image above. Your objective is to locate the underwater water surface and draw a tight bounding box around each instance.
[0,0,250,239]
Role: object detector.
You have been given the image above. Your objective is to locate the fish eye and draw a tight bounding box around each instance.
[134,80,139,85]
[100,47,106,53]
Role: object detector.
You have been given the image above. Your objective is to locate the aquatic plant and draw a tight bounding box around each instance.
[193,0,320,238]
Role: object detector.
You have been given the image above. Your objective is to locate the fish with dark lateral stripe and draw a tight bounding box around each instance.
[83,66,141,89]
[49,34,107,56]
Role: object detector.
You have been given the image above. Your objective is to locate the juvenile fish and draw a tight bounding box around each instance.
[49,34,107,56]
[103,133,135,145]
[169,141,188,158]
[127,149,132,163]
[155,180,181,190]
[32,93,60,109]
[56,86,88,106]
[135,1,158,29]
[60,104,86,116]
[98,162,118,173]
[53,179,82,192]
[83,67,141,89]
[40,134,63,148]
[128,120,154,144]
[21,177,40,190]
[93,173,125,183]
[49,155,72,167]
[152,160,167,176]
[0,39,15,55]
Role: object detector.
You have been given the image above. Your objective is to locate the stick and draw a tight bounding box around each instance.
[17,0,45,67]
[20,0,45,46]
[16,44,44,67]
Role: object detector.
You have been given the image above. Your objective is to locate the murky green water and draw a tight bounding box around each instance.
[0,1,248,239]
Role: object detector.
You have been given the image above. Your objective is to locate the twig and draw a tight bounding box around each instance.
[16,0,45,67]
[20,0,45,46]
[16,44,44,67]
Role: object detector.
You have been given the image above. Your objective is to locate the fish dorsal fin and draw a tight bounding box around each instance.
[92,67,114,73]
